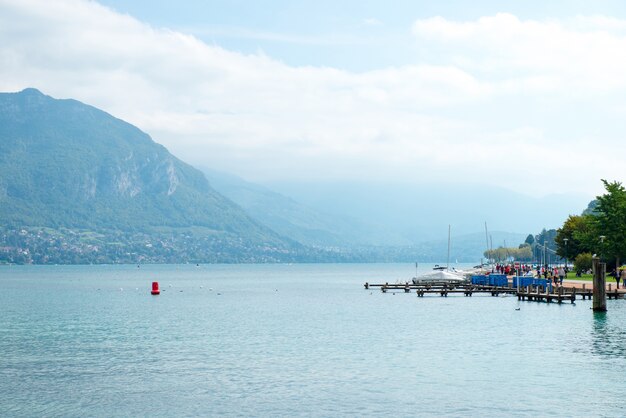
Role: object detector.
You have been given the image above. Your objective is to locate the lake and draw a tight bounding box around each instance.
[1,263,625,417]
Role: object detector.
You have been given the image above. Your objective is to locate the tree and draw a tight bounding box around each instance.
[524,234,534,246]
[484,246,532,262]
[593,180,626,268]
[515,245,533,261]
[532,228,560,265]
[582,200,598,215]
[555,214,596,260]
[574,252,593,275]
[535,229,557,248]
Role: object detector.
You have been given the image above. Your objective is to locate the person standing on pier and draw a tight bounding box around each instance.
[610,268,618,288]
[558,267,565,285]
[619,267,626,289]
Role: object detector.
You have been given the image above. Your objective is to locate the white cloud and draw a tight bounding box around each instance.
[412,13,626,92]
[363,18,382,26]
[0,1,624,197]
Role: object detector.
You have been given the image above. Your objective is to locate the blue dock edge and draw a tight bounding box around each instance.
[470,274,507,287]
[512,276,553,292]
[470,275,553,292]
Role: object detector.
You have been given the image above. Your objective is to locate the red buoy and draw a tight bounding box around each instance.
[151,281,160,295]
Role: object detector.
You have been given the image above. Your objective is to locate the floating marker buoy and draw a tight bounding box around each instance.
[151,281,160,295]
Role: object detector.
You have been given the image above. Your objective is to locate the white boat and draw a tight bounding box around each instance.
[412,269,467,284]
[411,225,474,284]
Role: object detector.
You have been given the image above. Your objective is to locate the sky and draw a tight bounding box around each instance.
[1,0,626,199]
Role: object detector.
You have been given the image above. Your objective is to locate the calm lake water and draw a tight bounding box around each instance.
[1,263,625,417]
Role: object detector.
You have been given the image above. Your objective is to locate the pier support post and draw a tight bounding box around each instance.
[593,257,607,312]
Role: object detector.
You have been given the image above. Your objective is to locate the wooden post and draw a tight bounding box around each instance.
[593,257,607,312]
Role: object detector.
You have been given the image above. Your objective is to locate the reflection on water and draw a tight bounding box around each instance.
[591,310,626,359]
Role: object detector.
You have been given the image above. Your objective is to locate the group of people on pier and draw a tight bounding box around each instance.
[490,263,567,285]
[491,263,532,276]
[491,262,626,289]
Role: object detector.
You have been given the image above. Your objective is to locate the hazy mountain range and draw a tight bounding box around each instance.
[0,88,589,264]
[202,168,409,247]
[264,181,590,243]
[202,168,539,251]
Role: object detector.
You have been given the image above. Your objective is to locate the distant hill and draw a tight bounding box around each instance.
[202,168,409,247]
[201,169,530,262]
[0,88,304,263]
[264,180,592,243]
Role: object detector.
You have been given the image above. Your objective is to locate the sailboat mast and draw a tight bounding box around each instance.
[447,224,451,270]
[484,222,489,264]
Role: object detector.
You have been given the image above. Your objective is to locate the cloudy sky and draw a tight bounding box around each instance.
[1,0,626,198]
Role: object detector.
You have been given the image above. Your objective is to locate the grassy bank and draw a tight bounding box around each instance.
[567,273,617,282]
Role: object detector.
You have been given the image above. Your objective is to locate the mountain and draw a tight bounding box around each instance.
[201,169,530,262]
[0,88,580,265]
[202,168,409,247]
[0,88,304,263]
[263,180,592,243]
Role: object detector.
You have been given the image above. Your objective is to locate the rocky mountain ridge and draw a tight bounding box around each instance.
[0,88,305,262]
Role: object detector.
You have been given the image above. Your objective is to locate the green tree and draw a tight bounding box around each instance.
[535,228,557,249]
[593,180,626,267]
[484,246,532,262]
[532,228,559,265]
[574,253,592,274]
[555,214,596,260]
[513,245,532,261]
[524,234,534,246]
[574,252,593,275]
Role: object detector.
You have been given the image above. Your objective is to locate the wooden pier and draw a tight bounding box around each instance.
[364,281,518,297]
[364,281,625,302]
[517,284,624,304]
[517,285,576,304]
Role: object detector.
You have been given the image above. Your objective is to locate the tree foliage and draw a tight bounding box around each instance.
[593,180,626,266]
[484,245,532,262]
[555,214,596,260]
[524,234,534,246]
[574,252,593,274]
[553,180,626,269]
